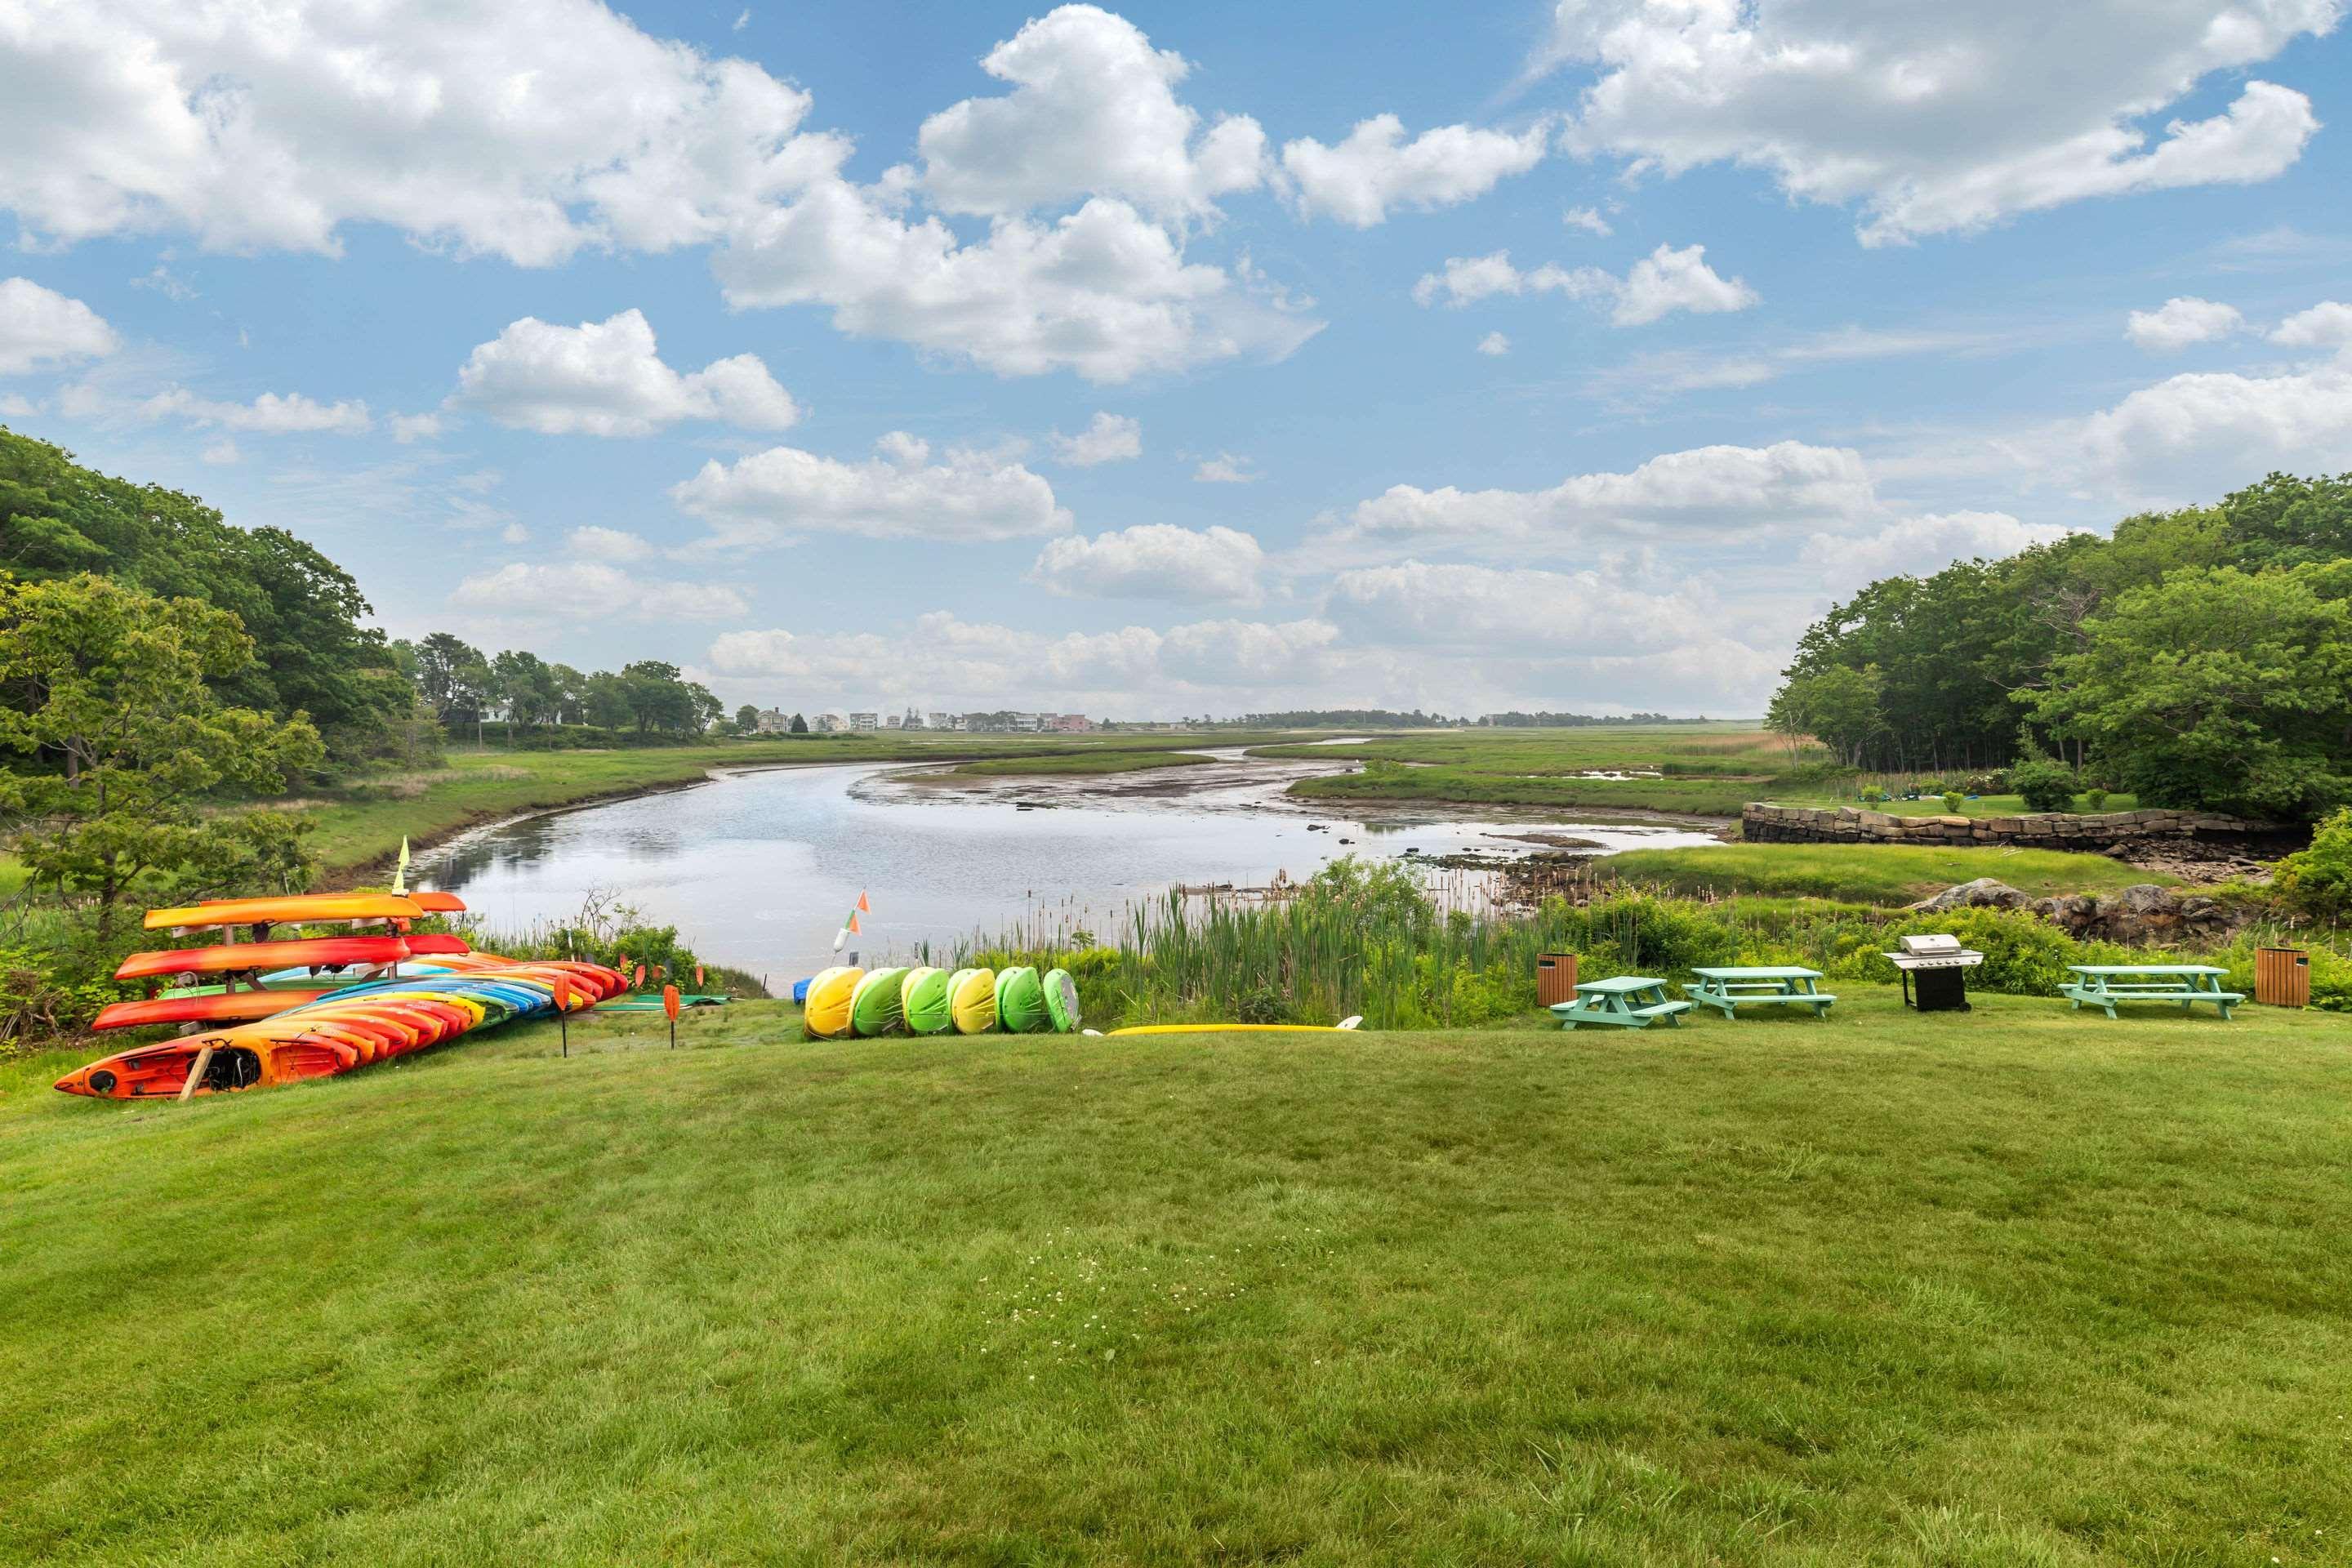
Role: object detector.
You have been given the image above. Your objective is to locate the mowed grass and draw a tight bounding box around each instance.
[6,992,2349,1565]
[1601,843,2180,904]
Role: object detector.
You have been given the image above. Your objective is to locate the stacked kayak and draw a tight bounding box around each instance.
[56,960,626,1099]
[801,964,1079,1039]
[100,893,466,1031]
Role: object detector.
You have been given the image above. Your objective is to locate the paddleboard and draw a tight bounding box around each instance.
[1105,1019,1365,1036]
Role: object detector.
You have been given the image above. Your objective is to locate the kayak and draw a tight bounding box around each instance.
[1042,969,1080,1033]
[948,968,996,1034]
[903,967,952,1034]
[996,967,1049,1033]
[803,967,861,1039]
[849,967,911,1036]
[145,893,423,932]
[116,935,412,982]
[408,892,468,913]
[93,991,327,1030]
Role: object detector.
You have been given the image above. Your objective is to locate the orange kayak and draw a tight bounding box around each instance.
[403,934,472,956]
[92,991,324,1031]
[115,936,412,982]
[408,891,467,913]
[145,894,423,932]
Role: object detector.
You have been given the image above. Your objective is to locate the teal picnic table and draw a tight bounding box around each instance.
[2061,964,2242,1019]
[1551,975,1691,1030]
[1684,966,1836,1019]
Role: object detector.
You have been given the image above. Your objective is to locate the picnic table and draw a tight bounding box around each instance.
[1684,966,1836,1019]
[1551,975,1690,1030]
[2061,964,2242,1019]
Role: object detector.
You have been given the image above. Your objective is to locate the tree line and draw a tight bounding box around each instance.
[394,631,722,746]
[1768,472,2352,820]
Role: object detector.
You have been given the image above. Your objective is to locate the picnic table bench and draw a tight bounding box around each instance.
[1684,966,1836,1019]
[1551,975,1690,1030]
[2061,964,2241,1019]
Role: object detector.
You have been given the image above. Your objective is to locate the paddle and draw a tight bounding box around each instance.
[552,973,571,1058]
[662,983,681,1049]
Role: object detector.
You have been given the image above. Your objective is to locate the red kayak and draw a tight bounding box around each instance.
[92,991,325,1031]
[403,933,472,956]
[115,936,412,982]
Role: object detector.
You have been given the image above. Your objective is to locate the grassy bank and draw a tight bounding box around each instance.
[1769,790,2145,817]
[946,750,1216,777]
[1597,843,2179,904]
[7,993,2348,1563]
[1251,726,1803,817]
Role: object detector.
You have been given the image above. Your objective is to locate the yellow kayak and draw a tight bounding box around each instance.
[145,893,425,931]
[1105,1020,1363,1036]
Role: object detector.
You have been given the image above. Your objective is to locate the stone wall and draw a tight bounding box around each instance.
[1742,803,2293,853]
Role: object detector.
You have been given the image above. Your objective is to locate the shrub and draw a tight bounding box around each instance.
[2009,756,2078,813]
[2274,808,2352,920]
[2083,788,2110,812]
[1941,791,1966,814]
[1860,784,1886,804]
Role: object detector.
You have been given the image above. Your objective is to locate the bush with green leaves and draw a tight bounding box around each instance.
[2008,756,2078,813]
[2083,788,2110,812]
[1941,791,1966,813]
[2274,808,2352,920]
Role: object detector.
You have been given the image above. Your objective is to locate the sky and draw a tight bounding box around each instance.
[2,0,2350,721]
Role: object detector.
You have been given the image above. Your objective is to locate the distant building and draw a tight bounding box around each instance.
[753,707,788,734]
[813,711,845,733]
[884,713,902,728]
[929,711,959,732]
[849,711,880,732]
[1048,714,1094,733]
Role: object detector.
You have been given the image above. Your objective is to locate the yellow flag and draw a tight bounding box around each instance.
[393,836,411,895]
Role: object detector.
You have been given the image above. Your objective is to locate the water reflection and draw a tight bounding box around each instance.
[417,760,1720,989]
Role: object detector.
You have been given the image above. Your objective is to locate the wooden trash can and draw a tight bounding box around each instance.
[1536,952,1579,1008]
[2255,947,2310,1008]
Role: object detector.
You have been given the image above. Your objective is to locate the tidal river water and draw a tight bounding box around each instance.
[413,752,1723,989]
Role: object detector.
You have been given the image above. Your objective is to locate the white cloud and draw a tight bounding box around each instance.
[1031,523,1263,601]
[1192,453,1256,483]
[498,522,531,546]
[1412,243,1755,326]
[1,393,43,417]
[390,412,444,444]
[2080,359,2352,500]
[0,0,839,263]
[670,431,1071,546]
[1477,332,1511,357]
[0,278,118,374]
[1328,562,1690,655]
[453,310,798,437]
[2126,296,2243,351]
[451,561,747,621]
[915,7,1266,221]
[733,8,751,30]
[1612,243,1759,326]
[715,185,1320,383]
[1586,323,2014,408]
[2271,301,2352,348]
[1327,441,1877,555]
[1798,510,2073,589]
[1536,2,2336,244]
[1561,205,1613,237]
[198,438,238,465]
[568,525,657,562]
[1280,114,1549,227]
[1048,411,1143,466]
[140,387,371,434]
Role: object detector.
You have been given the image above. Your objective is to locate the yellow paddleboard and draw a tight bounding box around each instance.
[145,893,425,931]
[1105,1019,1363,1036]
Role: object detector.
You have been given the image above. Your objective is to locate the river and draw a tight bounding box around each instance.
[413,751,1723,989]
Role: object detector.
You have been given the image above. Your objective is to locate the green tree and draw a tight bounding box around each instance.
[0,575,323,942]
[1770,666,1884,769]
[789,712,808,735]
[734,703,760,733]
[2031,565,2352,818]
[582,671,633,730]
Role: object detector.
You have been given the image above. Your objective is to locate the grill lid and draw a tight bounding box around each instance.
[1900,934,1964,956]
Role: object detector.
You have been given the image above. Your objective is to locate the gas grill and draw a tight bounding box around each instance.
[1881,933,1984,1012]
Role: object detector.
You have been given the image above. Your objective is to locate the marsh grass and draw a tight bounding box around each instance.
[5,992,2349,1563]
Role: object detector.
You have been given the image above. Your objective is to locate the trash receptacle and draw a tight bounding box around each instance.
[1537,952,1579,1007]
[2255,947,2309,1008]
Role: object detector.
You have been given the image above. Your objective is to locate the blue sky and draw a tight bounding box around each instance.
[2,1,2349,718]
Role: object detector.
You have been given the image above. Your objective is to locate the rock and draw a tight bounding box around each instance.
[1910,878,2029,913]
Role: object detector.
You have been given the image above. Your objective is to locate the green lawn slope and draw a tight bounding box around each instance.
[7,993,2345,1564]
[1599,843,2180,904]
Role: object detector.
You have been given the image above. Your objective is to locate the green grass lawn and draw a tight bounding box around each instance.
[7,991,2347,1564]
[1600,843,2180,904]
[947,750,1217,777]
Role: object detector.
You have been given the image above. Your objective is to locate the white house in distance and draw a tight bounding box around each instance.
[849,711,879,732]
